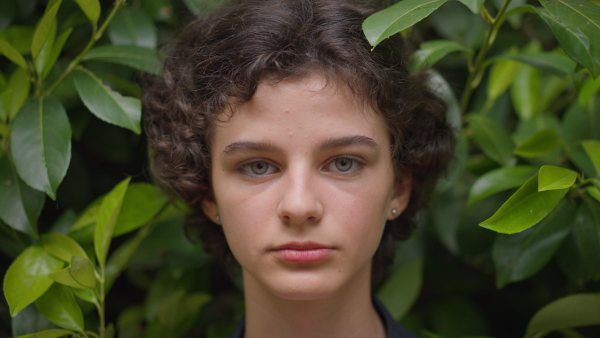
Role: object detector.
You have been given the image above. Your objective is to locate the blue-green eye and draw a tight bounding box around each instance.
[242,161,275,175]
[327,157,362,173]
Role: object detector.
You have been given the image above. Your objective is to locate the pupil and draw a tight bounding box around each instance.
[251,162,267,174]
[335,158,351,171]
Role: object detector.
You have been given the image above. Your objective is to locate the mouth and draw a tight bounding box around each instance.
[271,241,335,263]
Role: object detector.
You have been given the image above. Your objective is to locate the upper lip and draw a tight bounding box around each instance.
[272,241,332,251]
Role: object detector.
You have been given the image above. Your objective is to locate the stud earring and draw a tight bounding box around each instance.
[391,209,398,216]
[215,215,220,222]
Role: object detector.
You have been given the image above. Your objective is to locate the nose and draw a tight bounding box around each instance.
[277,168,324,226]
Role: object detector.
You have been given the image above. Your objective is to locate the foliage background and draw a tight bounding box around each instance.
[0,0,600,337]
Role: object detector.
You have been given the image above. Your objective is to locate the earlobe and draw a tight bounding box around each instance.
[201,190,221,224]
[387,176,412,220]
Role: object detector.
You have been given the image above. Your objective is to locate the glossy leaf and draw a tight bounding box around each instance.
[511,64,540,121]
[581,140,600,174]
[69,256,96,289]
[493,200,576,288]
[3,244,64,317]
[72,67,141,134]
[499,52,576,78]
[15,329,74,338]
[411,40,470,71]
[41,233,88,262]
[1,67,30,121]
[377,258,423,320]
[469,115,516,167]
[538,166,578,192]
[526,293,600,336]
[488,56,520,101]
[10,96,72,199]
[34,284,84,332]
[31,0,61,61]
[83,45,160,75]
[468,166,538,205]
[0,155,44,238]
[94,177,131,267]
[536,1,600,77]
[480,173,570,234]
[0,37,26,68]
[457,0,485,13]
[362,0,450,48]
[108,7,157,49]
[514,129,560,158]
[74,0,100,24]
[48,268,89,290]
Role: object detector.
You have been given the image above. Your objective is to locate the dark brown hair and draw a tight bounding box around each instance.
[143,0,454,281]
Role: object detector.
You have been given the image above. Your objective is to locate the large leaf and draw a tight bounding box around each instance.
[538,165,578,191]
[74,0,100,24]
[480,173,570,234]
[0,37,26,68]
[10,96,72,199]
[457,0,485,13]
[3,244,64,317]
[468,166,538,205]
[493,200,576,288]
[536,1,600,78]
[34,284,84,332]
[377,258,423,320]
[499,52,577,78]
[94,177,131,267]
[526,293,600,337]
[72,67,141,134]
[41,233,88,262]
[362,0,450,48]
[514,129,560,158]
[1,67,30,121]
[410,40,470,71]
[83,45,160,75]
[31,0,61,61]
[15,329,74,338]
[0,155,44,238]
[581,140,600,174]
[469,115,516,167]
[108,7,157,49]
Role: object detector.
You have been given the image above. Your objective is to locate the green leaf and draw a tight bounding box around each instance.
[1,67,30,121]
[72,67,141,134]
[362,0,450,48]
[41,27,72,80]
[70,198,101,232]
[83,45,160,75]
[526,293,600,336]
[499,52,577,78]
[0,155,44,238]
[11,303,51,337]
[10,96,72,199]
[480,173,570,234]
[34,284,84,332]
[377,258,423,320]
[156,289,211,328]
[514,129,560,158]
[535,1,600,78]
[74,0,100,24]
[468,166,538,205]
[427,70,462,132]
[538,165,578,191]
[457,0,485,13]
[493,200,576,288]
[581,140,600,174]
[488,57,521,101]
[94,177,131,267]
[469,115,516,167]
[41,233,88,262]
[31,0,61,61]
[34,21,55,80]
[3,244,64,317]
[108,7,157,49]
[68,256,96,289]
[0,37,27,68]
[113,183,167,236]
[588,186,600,203]
[15,329,74,338]
[410,40,470,71]
[578,73,600,109]
[48,268,89,290]
[511,65,540,121]
[0,25,35,55]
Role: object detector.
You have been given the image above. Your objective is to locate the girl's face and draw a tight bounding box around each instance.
[203,74,411,301]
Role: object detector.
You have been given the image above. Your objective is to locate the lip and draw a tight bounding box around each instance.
[271,241,335,263]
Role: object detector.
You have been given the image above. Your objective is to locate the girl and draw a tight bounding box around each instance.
[144,0,454,337]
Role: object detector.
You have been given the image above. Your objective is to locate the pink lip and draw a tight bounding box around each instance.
[271,241,335,263]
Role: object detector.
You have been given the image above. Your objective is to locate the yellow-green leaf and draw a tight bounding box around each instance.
[41,233,88,262]
[15,329,74,338]
[69,256,96,289]
[74,0,100,24]
[0,37,27,69]
[526,293,600,336]
[538,165,578,192]
[514,129,560,158]
[34,284,84,332]
[581,140,600,174]
[31,0,62,61]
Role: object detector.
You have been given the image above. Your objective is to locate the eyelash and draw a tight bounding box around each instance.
[238,156,365,177]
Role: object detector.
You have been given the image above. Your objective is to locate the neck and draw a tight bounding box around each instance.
[242,270,386,338]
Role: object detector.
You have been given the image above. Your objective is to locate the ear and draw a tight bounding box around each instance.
[201,190,221,224]
[387,175,412,220]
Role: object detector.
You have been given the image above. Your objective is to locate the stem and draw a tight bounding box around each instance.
[98,266,106,338]
[44,0,127,95]
[459,0,513,115]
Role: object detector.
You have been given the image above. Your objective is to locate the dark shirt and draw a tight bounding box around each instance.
[228,297,415,338]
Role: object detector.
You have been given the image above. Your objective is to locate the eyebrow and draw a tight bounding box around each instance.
[221,135,378,155]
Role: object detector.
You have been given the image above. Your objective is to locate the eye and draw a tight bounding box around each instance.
[240,161,276,176]
[325,157,363,174]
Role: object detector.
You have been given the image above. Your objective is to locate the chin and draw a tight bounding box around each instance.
[265,273,345,301]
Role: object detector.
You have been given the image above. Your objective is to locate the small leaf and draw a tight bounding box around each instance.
[538,165,578,192]
[498,52,576,78]
[514,129,560,158]
[457,0,485,13]
[0,155,44,238]
[48,268,88,290]
[587,186,600,203]
[578,72,600,109]
[488,56,521,101]
[410,40,470,71]
[526,293,600,337]
[74,0,100,24]
[511,64,540,121]
[41,27,72,80]
[15,329,74,338]
[0,25,35,55]
[108,7,157,49]
[0,37,27,68]
[468,166,538,205]
[83,45,160,75]
[34,284,84,332]
[41,233,88,262]
[70,199,101,232]
[113,183,167,236]
[581,140,600,174]
[34,21,56,80]
[480,173,570,234]
[94,177,131,267]
[31,0,62,61]
[377,258,423,321]
[68,256,96,289]
[3,244,64,317]
[362,0,450,48]
[469,115,516,167]
[72,67,141,134]
[1,67,30,121]
[10,96,72,199]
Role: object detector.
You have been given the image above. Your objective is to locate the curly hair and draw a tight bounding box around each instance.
[143,0,455,281]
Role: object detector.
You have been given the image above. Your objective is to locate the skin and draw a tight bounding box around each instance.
[202,74,411,338]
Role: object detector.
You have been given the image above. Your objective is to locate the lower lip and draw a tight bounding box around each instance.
[273,248,334,263]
